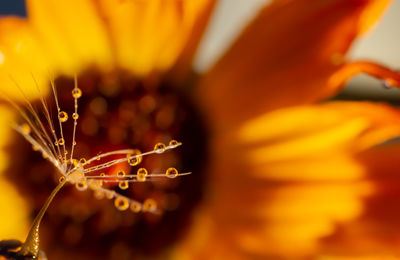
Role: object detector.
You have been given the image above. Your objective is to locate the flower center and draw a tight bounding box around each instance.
[7,72,208,258]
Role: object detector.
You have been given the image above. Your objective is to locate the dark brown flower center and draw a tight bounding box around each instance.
[7,71,208,260]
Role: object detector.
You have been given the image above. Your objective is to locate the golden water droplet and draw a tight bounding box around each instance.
[119,181,129,190]
[137,174,146,182]
[117,170,126,177]
[54,141,59,146]
[79,158,87,165]
[94,190,104,200]
[72,112,79,120]
[21,123,31,135]
[73,141,77,146]
[72,88,82,99]
[138,167,148,176]
[114,197,129,211]
[130,201,142,213]
[100,173,106,177]
[72,159,79,167]
[154,142,166,153]
[59,176,65,183]
[128,157,139,166]
[59,111,68,122]
[42,153,48,159]
[64,150,68,155]
[143,198,157,212]
[136,168,147,182]
[169,140,179,147]
[32,145,40,151]
[166,167,178,178]
[75,180,88,191]
[58,138,65,146]
[127,149,142,166]
[88,179,103,189]
[105,190,114,199]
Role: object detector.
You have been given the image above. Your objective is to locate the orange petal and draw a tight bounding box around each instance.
[26,0,114,75]
[237,102,400,168]
[188,101,400,257]
[0,17,53,100]
[95,0,211,77]
[197,0,392,130]
[329,61,400,90]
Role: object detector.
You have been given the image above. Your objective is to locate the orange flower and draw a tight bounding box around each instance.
[0,0,400,259]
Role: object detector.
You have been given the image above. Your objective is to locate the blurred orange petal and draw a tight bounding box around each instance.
[176,101,400,258]
[198,0,392,130]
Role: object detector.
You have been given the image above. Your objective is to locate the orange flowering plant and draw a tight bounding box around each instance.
[0,0,400,260]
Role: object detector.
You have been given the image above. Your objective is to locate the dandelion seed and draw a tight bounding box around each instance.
[9,80,190,258]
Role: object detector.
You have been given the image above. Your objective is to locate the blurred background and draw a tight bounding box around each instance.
[1,0,399,102]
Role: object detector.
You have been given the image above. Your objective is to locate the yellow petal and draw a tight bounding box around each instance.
[96,0,211,77]
[0,17,52,100]
[26,0,113,75]
[0,177,30,240]
[198,0,392,130]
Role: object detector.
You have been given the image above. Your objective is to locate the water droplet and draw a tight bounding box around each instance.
[166,167,178,178]
[127,149,142,166]
[114,197,129,211]
[118,181,129,190]
[94,190,104,200]
[21,123,31,135]
[72,88,82,99]
[382,79,397,89]
[143,198,157,212]
[154,142,166,153]
[137,168,147,182]
[32,145,40,151]
[59,111,68,122]
[169,140,179,147]
[75,179,88,191]
[105,190,114,199]
[59,176,65,183]
[100,173,106,177]
[72,112,79,120]
[117,170,126,177]
[58,138,65,146]
[88,179,103,189]
[54,141,59,146]
[130,201,142,213]
[72,159,79,167]
[79,158,87,165]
